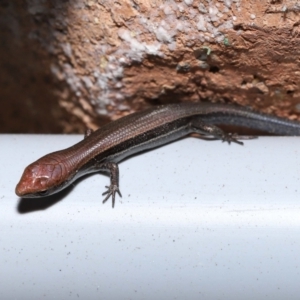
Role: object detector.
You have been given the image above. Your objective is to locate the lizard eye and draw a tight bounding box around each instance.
[38,190,48,196]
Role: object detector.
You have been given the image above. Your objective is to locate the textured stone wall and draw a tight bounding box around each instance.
[1,0,300,133]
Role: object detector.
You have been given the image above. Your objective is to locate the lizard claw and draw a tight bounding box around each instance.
[222,133,244,145]
[102,185,122,208]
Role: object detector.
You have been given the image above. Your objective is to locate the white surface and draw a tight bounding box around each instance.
[1,134,300,299]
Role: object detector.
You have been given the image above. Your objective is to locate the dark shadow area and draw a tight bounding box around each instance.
[17,172,101,214]
[0,1,85,133]
[17,186,73,214]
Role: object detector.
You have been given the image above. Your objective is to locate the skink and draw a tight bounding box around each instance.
[15,103,300,207]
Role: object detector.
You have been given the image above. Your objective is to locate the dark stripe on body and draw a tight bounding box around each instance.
[78,117,192,174]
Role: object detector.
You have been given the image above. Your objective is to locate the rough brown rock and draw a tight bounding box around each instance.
[1,0,300,133]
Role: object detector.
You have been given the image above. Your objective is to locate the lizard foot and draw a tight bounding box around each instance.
[102,185,122,208]
[222,133,244,145]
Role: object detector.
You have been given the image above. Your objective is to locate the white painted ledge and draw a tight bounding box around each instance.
[2,134,300,299]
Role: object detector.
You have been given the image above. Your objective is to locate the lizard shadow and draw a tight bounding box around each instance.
[16,173,99,214]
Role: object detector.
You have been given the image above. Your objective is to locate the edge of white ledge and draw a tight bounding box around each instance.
[2,134,300,300]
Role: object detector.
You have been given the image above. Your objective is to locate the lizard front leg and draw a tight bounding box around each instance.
[97,162,122,208]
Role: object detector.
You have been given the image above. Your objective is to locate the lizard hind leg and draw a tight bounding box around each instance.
[190,118,244,145]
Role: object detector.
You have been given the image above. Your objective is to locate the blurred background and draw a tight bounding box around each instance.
[2,1,300,134]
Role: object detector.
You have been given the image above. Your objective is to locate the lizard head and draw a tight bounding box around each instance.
[15,155,68,198]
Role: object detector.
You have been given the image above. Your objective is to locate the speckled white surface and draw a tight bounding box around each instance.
[1,135,300,299]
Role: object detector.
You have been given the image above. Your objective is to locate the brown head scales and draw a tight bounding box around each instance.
[15,155,70,198]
